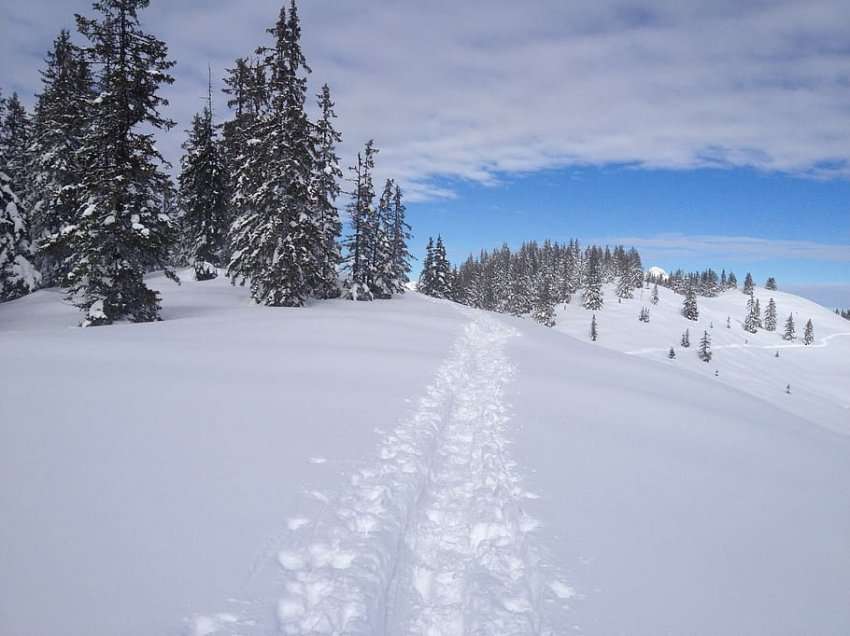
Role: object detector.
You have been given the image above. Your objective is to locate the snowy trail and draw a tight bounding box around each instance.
[625,331,850,355]
[190,310,570,635]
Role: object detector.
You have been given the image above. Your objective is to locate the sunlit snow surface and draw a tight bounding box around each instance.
[1,272,849,635]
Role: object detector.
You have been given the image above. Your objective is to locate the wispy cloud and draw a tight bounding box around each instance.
[4,1,850,200]
[608,234,850,263]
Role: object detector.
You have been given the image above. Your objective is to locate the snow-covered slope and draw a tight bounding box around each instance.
[1,274,849,636]
[555,282,850,434]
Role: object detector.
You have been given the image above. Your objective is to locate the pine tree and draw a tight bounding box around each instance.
[726,315,731,328]
[803,319,814,345]
[681,328,690,348]
[783,313,796,341]
[342,140,378,300]
[388,183,412,294]
[754,298,762,328]
[1,163,40,300]
[431,235,451,298]
[650,282,659,305]
[227,2,322,306]
[765,277,777,290]
[744,293,759,333]
[0,93,33,204]
[582,252,603,310]
[310,83,342,298]
[743,272,754,295]
[65,0,177,325]
[178,72,229,280]
[616,273,633,300]
[682,287,699,321]
[698,330,712,362]
[418,236,434,296]
[668,347,676,359]
[531,277,556,327]
[590,313,598,341]
[764,297,777,331]
[29,30,94,285]
[369,178,396,299]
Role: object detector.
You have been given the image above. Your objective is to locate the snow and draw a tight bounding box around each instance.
[1,273,849,635]
[646,265,669,279]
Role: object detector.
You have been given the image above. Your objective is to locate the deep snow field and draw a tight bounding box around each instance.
[2,273,849,636]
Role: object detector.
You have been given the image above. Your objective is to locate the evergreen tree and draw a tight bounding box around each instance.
[650,282,659,305]
[726,315,731,328]
[668,346,676,359]
[582,252,603,310]
[29,30,94,285]
[342,140,378,300]
[0,93,33,203]
[1,163,40,300]
[681,328,690,348]
[310,83,342,298]
[418,236,434,296]
[638,306,650,322]
[698,330,712,362]
[65,0,177,325]
[178,73,228,280]
[765,276,777,290]
[431,235,451,298]
[743,272,754,294]
[227,2,321,306]
[764,297,777,331]
[369,178,396,299]
[388,183,412,293]
[783,313,796,341]
[727,271,738,288]
[754,298,762,328]
[803,319,814,345]
[616,273,633,300]
[682,287,699,321]
[531,277,556,327]
[590,313,598,341]
[744,293,759,333]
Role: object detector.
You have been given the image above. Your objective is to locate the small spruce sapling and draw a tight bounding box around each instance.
[681,329,690,348]
[668,347,676,359]
[803,319,814,345]
[590,313,598,341]
[783,313,796,341]
[699,330,712,362]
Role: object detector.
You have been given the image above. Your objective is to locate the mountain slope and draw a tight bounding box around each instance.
[1,274,849,635]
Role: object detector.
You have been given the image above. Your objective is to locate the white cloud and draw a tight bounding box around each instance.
[4,1,850,200]
[609,234,850,263]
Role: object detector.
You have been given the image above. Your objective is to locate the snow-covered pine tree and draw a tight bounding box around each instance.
[418,236,434,296]
[310,83,342,298]
[754,297,763,328]
[682,286,699,320]
[803,319,814,345]
[531,276,556,327]
[582,252,603,310]
[616,273,633,300]
[369,178,396,299]
[29,30,94,285]
[178,73,229,280]
[388,183,412,294]
[764,297,777,331]
[431,235,451,298]
[743,272,754,295]
[727,271,738,289]
[743,293,759,333]
[1,161,40,301]
[0,93,33,208]
[228,2,321,306]
[681,328,690,348]
[650,282,659,305]
[342,140,378,300]
[590,313,598,341]
[65,0,177,325]
[783,313,796,340]
[765,276,777,290]
[698,330,712,362]
[668,347,676,359]
[726,315,731,328]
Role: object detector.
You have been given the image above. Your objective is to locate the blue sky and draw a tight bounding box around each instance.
[2,0,849,305]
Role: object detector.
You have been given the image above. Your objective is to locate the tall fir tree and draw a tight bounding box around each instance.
[650,282,659,305]
[582,252,604,310]
[698,330,712,362]
[764,297,777,331]
[178,71,229,280]
[744,293,759,333]
[369,178,396,299]
[531,276,556,327]
[64,0,177,325]
[765,276,777,290]
[1,158,40,301]
[310,83,342,298]
[803,319,814,345]
[0,93,33,205]
[29,30,94,285]
[783,313,796,341]
[388,183,412,294]
[228,2,322,306]
[418,236,435,296]
[743,272,754,295]
[342,140,378,300]
[682,286,699,320]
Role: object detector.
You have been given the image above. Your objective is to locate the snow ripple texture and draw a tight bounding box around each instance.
[270,312,569,635]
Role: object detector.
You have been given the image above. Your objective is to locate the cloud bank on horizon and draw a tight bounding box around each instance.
[4,0,850,202]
